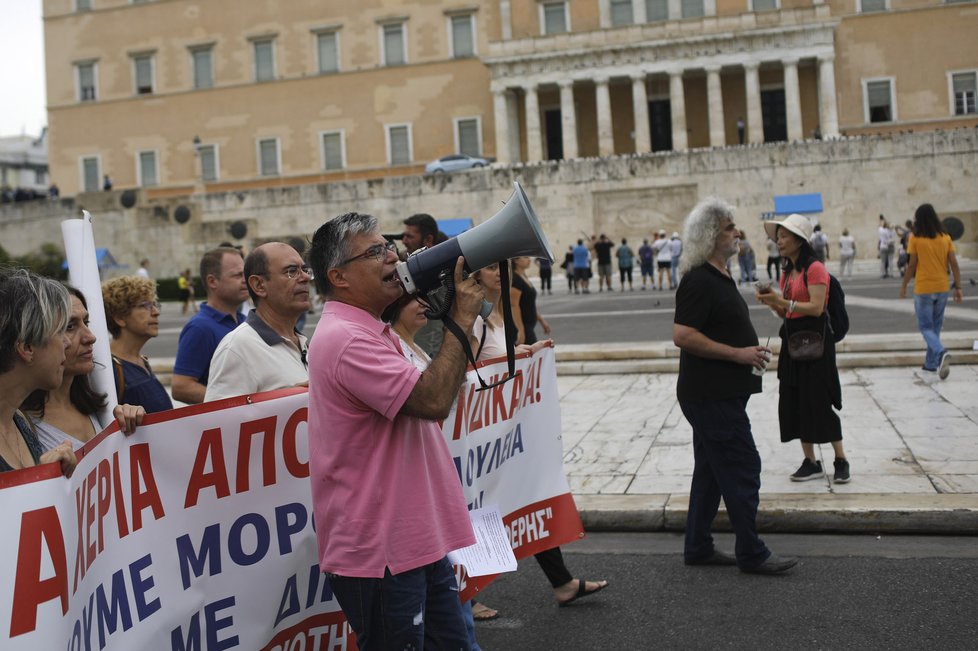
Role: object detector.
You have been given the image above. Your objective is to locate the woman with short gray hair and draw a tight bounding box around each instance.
[0,267,77,477]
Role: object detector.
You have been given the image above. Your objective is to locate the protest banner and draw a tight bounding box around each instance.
[0,346,581,648]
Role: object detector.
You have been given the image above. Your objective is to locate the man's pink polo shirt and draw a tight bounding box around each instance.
[308,300,475,578]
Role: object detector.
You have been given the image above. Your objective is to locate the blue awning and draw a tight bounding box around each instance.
[439,218,473,238]
[773,193,823,215]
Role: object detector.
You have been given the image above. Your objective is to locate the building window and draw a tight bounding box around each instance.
[951,71,977,115]
[321,131,345,170]
[137,151,158,187]
[381,23,406,66]
[611,0,634,26]
[751,0,778,10]
[76,62,97,102]
[76,0,91,10]
[80,156,100,193]
[132,53,154,95]
[450,14,475,58]
[864,78,895,123]
[541,2,569,35]
[681,0,704,18]
[198,144,218,181]
[859,0,887,12]
[191,46,214,89]
[646,0,668,21]
[257,138,280,176]
[386,124,412,165]
[35,169,46,185]
[317,31,340,73]
[253,38,276,82]
[454,118,482,157]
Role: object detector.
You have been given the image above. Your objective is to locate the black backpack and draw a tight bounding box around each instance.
[803,267,849,342]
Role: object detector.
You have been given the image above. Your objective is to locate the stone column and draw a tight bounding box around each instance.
[783,57,803,141]
[493,89,511,164]
[744,61,763,143]
[595,77,615,156]
[633,0,647,24]
[559,80,579,160]
[506,90,521,160]
[706,66,726,147]
[668,68,688,151]
[668,0,681,20]
[525,85,543,162]
[818,54,840,139]
[632,73,651,153]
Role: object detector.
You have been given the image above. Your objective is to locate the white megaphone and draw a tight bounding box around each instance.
[395,181,554,299]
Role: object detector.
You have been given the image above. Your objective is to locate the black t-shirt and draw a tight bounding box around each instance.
[674,263,762,402]
[594,241,614,265]
[512,273,539,344]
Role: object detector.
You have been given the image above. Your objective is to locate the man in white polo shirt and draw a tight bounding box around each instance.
[205,242,312,401]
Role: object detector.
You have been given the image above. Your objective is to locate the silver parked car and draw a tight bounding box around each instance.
[425,154,489,174]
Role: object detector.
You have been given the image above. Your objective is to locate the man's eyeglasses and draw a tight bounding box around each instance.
[134,300,161,311]
[337,241,397,267]
[283,265,314,280]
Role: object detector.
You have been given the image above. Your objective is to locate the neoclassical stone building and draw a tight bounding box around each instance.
[44,0,977,196]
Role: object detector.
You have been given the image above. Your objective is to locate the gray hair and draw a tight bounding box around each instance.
[0,267,71,374]
[309,212,379,296]
[679,197,735,275]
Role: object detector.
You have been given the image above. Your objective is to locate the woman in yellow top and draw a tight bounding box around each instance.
[900,204,963,379]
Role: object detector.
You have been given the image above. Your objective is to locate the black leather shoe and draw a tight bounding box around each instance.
[684,550,738,566]
[740,554,798,575]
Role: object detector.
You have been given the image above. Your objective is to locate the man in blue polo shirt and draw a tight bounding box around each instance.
[171,246,248,404]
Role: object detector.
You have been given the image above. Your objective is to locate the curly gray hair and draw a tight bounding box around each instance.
[679,197,736,275]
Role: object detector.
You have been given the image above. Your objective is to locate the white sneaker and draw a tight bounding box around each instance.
[938,352,951,380]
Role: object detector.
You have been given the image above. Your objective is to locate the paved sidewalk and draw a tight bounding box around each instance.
[561,364,978,534]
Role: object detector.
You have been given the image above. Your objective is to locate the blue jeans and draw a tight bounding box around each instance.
[680,397,770,569]
[914,292,949,370]
[327,557,471,651]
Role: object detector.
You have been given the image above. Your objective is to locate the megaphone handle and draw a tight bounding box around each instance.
[479,299,493,320]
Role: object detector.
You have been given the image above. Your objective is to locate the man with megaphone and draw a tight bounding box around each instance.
[305,212,486,650]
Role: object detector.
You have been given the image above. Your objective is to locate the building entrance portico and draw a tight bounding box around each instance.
[487,21,839,163]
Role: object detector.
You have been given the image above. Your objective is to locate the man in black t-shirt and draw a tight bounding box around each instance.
[672,198,797,575]
[593,234,615,292]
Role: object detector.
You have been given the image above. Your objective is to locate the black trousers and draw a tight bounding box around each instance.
[534,546,573,588]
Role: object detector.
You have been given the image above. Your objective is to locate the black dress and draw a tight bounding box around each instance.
[512,273,538,345]
[777,314,843,444]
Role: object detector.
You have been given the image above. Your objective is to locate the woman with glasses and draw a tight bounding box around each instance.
[0,267,77,477]
[102,276,173,413]
[22,286,144,452]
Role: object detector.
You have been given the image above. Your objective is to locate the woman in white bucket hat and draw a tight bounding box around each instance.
[756,214,850,484]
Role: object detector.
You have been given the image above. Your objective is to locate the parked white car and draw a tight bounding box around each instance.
[425,154,489,174]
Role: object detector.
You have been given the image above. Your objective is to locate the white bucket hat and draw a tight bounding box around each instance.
[764,213,813,242]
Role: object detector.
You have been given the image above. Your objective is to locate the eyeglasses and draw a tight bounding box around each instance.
[135,300,161,311]
[337,241,397,267]
[283,265,314,280]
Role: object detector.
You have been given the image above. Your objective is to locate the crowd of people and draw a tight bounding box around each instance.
[0,197,965,649]
[561,230,683,293]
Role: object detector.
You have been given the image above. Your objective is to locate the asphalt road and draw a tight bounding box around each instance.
[142,262,978,358]
[471,532,978,649]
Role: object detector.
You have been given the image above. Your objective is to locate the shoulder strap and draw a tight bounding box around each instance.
[111,356,126,403]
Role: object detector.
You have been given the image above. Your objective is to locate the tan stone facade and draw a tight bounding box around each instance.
[43,0,978,196]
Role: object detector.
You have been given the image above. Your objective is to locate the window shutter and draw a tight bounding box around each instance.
[681,0,704,18]
[78,64,96,100]
[389,127,410,165]
[457,120,480,156]
[260,140,279,175]
[139,152,157,187]
[318,33,338,73]
[323,133,343,170]
[452,16,474,58]
[255,41,274,81]
[135,56,153,94]
[200,146,217,181]
[611,0,633,26]
[193,49,213,89]
[544,3,567,34]
[83,158,99,192]
[646,0,668,21]
[384,25,405,66]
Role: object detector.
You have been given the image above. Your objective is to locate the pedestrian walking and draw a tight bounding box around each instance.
[765,236,781,282]
[838,229,856,278]
[673,197,795,575]
[669,232,683,288]
[756,214,850,484]
[810,224,829,263]
[899,204,964,379]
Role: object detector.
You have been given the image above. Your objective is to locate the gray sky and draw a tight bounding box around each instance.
[1,0,46,137]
